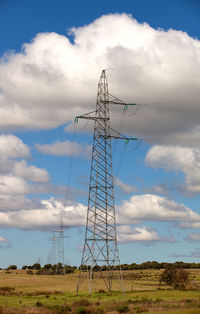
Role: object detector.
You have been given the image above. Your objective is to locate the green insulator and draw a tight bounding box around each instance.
[124,104,128,111]
[74,117,78,123]
[125,139,129,144]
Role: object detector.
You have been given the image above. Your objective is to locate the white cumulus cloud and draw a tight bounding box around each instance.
[146,145,200,193]
[0,14,199,143]
[13,160,50,182]
[117,225,174,243]
[0,134,30,158]
[0,175,29,195]
[117,194,200,224]
[115,177,137,194]
[0,197,86,230]
[0,193,197,232]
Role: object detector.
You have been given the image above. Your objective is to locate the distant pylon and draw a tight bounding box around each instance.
[56,216,65,275]
[47,232,57,265]
[75,70,136,293]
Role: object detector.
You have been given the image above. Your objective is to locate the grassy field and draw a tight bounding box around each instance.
[1,269,200,313]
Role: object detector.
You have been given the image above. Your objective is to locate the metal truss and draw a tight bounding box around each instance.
[76,70,136,294]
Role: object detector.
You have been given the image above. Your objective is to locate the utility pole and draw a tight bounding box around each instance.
[75,70,137,293]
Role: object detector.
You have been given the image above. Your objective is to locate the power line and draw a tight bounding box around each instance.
[105,56,200,72]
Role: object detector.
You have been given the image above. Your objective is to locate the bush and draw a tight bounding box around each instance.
[75,306,87,314]
[27,265,33,269]
[160,266,189,289]
[22,265,28,270]
[32,263,41,270]
[36,269,52,275]
[44,263,52,269]
[117,305,129,313]
[7,265,17,270]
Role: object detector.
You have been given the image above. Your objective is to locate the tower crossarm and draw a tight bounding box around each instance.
[75,110,109,122]
[108,93,139,107]
[75,115,137,142]
[102,127,137,142]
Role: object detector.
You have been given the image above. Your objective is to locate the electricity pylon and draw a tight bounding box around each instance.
[54,216,68,275]
[75,70,137,293]
[47,232,57,265]
[56,216,65,274]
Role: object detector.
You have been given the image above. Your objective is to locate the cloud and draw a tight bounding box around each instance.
[143,183,171,195]
[0,197,86,230]
[0,236,9,249]
[0,134,51,183]
[0,195,42,211]
[180,221,200,229]
[0,157,12,174]
[146,145,200,193]
[117,225,174,243]
[13,160,50,182]
[0,14,199,143]
[36,140,91,158]
[117,194,200,224]
[115,177,137,194]
[170,249,200,259]
[0,192,198,232]
[0,134,30,158]
[0,173,83,198]
[0,175,29,195]
[185,233,200,242]
[0,236,7,243]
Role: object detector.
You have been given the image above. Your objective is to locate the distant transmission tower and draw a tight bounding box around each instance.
[55,216,66,275]
[75,70,137,293]
[47,232,57,265]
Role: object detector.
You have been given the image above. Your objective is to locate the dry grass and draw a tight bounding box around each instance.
[0,269,200,313]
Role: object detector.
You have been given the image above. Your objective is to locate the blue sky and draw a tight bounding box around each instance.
[0,0,200,268]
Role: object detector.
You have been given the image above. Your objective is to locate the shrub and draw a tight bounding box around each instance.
[73,299,90,307]
[27,265,33,269]
[160,265,189,289]
[32,263,41,270]
[75,306,87,314]
[44,263,52,269]
[117,304,129,313]
[22,265,28,270]
[0,286,15,293]
[26,270,34,275]
[7,265,17,270]
[98,289,105,293]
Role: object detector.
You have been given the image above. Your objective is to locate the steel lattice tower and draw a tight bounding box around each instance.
[56,216,65,275]
[75,70,136,293]
[47,232,57,265]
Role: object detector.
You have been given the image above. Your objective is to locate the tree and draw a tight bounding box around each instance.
[44,263,52,269]
[27,265,33,269]
[22,265,28,270]
[160,265,189,289]
[7,265,17,270]
[32,263,41,270]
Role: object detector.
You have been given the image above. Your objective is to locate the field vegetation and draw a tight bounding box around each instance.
[1,265,200,313]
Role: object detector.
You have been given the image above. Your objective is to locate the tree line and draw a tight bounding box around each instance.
[4,260,200,273]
